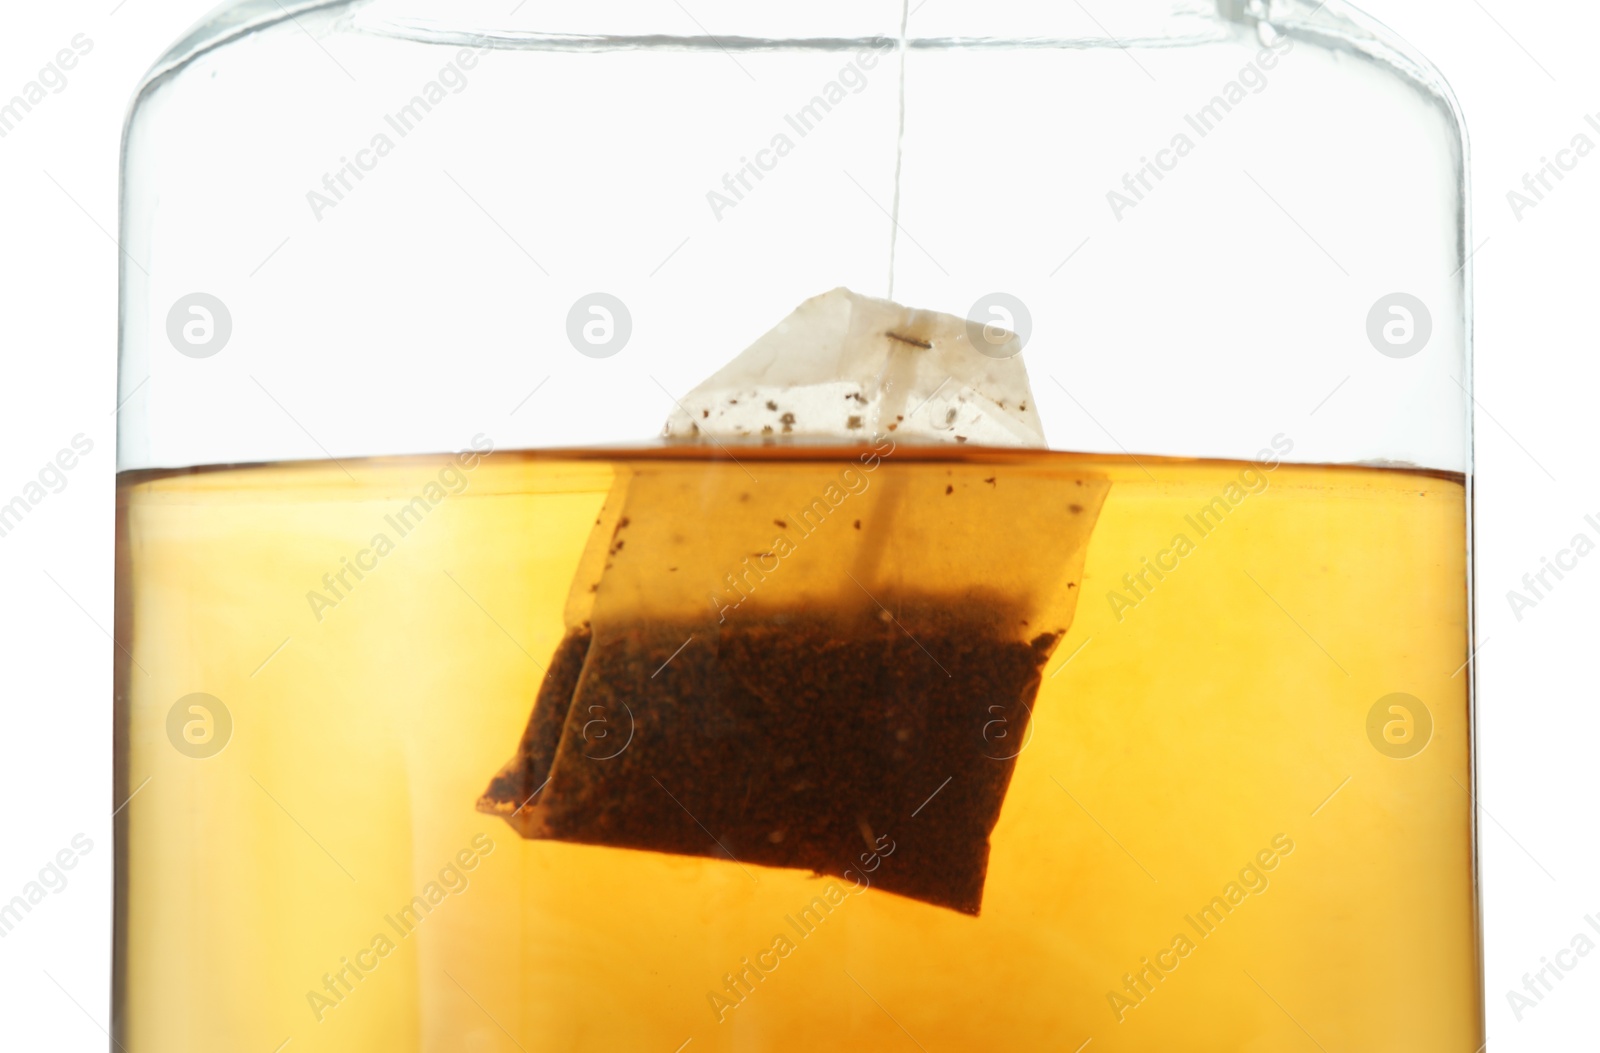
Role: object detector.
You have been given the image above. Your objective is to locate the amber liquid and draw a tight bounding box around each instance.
[113,447,1481,1051]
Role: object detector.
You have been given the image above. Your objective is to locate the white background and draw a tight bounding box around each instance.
[1,1,1597,1049]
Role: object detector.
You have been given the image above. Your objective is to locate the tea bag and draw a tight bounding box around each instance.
[480,289,1108,915]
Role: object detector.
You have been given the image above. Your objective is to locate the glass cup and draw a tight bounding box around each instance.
[115,1,1478,1049]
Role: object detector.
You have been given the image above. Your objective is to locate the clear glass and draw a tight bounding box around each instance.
[115,1,1478,1050]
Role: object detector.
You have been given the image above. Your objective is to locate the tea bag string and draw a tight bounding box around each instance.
[886,0,910,301]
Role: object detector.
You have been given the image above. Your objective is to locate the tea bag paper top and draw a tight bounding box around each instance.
[663,288,1045,447]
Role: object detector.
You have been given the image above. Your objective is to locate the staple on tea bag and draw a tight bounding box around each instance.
[479,290,1108,915]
